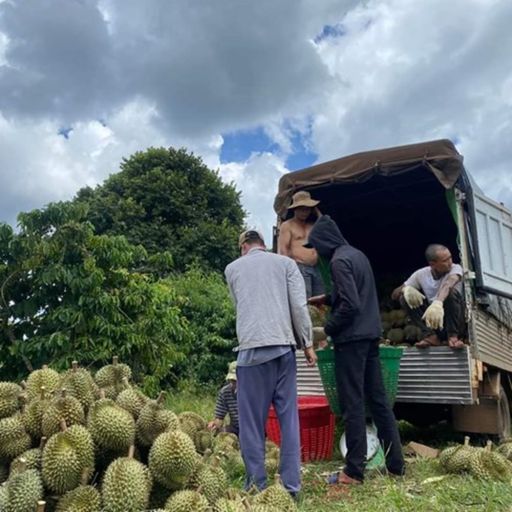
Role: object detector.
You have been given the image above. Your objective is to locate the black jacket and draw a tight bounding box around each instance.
[307,215,382,344]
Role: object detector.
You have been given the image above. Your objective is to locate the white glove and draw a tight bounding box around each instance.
[422,300,444,330]
[403,286,425,309]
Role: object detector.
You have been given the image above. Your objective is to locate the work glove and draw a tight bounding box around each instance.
[403,286,425,309]
[422,300,444,330]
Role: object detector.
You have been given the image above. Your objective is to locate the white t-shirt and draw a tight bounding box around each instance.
[404,264,463,303]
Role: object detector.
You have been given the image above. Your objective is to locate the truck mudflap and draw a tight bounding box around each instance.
[396,346,473,405]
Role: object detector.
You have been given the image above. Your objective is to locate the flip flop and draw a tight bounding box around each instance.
[327,472,340,484]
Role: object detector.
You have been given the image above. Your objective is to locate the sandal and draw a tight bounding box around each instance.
[327,471,362,485]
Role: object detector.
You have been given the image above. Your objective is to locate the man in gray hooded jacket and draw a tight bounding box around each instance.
[305,215,404,484]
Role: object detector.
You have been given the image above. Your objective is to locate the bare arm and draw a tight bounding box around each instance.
[277,222,292,257]
[435,274,461,302]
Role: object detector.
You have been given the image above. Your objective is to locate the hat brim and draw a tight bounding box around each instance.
[288,199,320,209]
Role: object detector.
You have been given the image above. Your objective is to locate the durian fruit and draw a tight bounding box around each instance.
[9,437,46,476]
[148,430,198,490]
[307,305,325,327]
[101,446,152,512]
[438,445,462,470]
[252,475,297,512]
[470,441,512,482]
[387,328,405,344]
[265,456,279,478]
[55,483,101,512]
[251,506,282,512]
[389,309,407,327]
[213,496,246,512]
[497,441,512,461]
[213,432,240,452]
[2,458,44,512]
[0,413,32,461]
[0,382,22,419]
[0,485,8,510]
[188,453,227,505]
[116,378,148,419]
[59,362,98,412]
[41,389,85,437]
[178,411,207,438]
[444,436,474,474]
[164,489,209,512]
[136,392,178,447]
[23,386,51,439]
[87,395,136,453]
[381,321,392,333]
[26,365,60,401]
[41,421,94,494]
[403,325,422,343]
[381,311,392,324]
[194,429,214,454]
[94,356,132,399]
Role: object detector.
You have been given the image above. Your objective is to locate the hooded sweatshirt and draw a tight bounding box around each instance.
[307,215,382,344]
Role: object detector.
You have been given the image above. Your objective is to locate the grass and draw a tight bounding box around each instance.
[167,390,512,511]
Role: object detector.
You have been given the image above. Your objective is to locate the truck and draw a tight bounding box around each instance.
[273,139,512,439]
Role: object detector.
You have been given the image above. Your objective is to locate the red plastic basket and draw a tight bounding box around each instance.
[265,396,335,462]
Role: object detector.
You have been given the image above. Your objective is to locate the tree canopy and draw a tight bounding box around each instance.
[0,201,191,391]
[75,147,245,273]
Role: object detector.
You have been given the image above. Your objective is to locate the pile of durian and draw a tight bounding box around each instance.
[0,358,297,512]
[380,310,422,345]
[438,436,512,481]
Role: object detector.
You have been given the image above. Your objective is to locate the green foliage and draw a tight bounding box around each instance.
[168,267,237,386]
[0,201,191,386]
[75,147,245,273]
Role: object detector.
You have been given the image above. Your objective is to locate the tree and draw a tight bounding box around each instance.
[168,266,237,386]
[75,147,245,273]
[0,201,191,391]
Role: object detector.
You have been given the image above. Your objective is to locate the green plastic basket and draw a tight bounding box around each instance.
[316,345,403,417]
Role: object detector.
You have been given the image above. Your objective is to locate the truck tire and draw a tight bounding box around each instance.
[498,385,511,442]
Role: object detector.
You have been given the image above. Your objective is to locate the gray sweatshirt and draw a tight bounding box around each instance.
[225,247,312,350]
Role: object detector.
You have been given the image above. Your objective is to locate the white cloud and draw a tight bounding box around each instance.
[0,0,511,239]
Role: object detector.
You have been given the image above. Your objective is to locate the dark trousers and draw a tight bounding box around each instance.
[334,339,404,481]
[236,351,300,493]
[400,289,465,338]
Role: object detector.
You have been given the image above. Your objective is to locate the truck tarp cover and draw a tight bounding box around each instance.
[274,139,463,218]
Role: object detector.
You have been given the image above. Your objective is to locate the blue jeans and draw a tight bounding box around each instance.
[236,351,300,493]
[297,263,325,298]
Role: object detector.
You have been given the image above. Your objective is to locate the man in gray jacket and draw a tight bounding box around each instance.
[225,230,317,497]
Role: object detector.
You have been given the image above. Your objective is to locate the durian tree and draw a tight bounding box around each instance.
[74,147,245,274]
[0,201,191,389]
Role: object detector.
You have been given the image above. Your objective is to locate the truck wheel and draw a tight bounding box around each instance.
[498,385,511,442]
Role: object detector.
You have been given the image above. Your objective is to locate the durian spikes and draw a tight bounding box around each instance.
[37,501,46,512]
[17,457,27,472]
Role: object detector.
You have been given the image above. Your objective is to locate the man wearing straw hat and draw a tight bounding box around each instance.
[208,361,239,435]
[278,190,324,298]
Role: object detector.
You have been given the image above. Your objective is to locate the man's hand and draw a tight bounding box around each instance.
[207,419,223,431]
[304,346,317,366]
[403,286,425,309]
[422,300,444,330]
[308,294,326,307]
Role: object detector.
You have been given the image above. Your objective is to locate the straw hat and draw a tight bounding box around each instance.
[226,361,237,381]
[288,190,319,209]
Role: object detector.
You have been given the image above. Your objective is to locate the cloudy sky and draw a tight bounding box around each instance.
[1,0,511,242]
